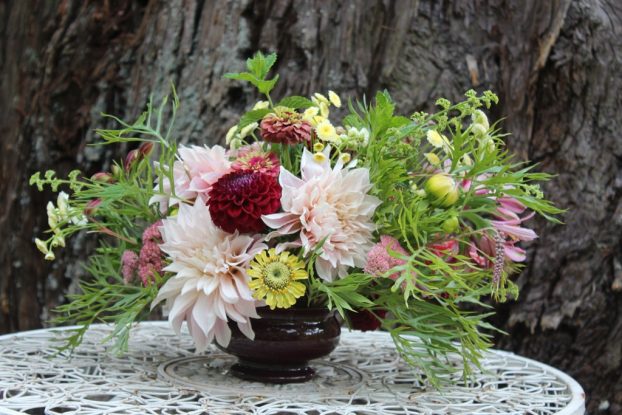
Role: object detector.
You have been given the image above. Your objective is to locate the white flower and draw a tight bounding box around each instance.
[315,119,338,142]
[471,110,490,130]
[152,202,266,351]
[253,101,270,110]
[313,93,329,105]
[328,91,341,108]
[303,107,319,121]
[239,122,258,139]
[426,130,445,148]
[225,125,238,144]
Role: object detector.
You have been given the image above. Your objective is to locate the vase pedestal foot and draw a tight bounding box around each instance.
[230,360,315,384]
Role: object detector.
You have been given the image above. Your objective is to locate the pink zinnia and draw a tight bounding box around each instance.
[260,110,312,145]
[231,143,280,177]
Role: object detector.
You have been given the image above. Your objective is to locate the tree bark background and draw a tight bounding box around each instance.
[1,0,620,412]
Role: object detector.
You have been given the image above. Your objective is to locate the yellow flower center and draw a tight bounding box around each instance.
[263,261,291,290]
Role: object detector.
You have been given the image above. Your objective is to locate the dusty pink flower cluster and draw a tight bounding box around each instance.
[364,235,408,280]
[121,220,164,285]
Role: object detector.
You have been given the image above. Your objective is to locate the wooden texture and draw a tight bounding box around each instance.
[1,0,620,412]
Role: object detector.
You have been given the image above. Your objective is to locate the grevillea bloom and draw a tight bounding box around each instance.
[208,170,282,234]
[263,147,380,281]
[149,145,231,213]
[152,202,266,351]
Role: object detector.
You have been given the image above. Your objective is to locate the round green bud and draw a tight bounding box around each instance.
[442,216,459,233]
[425,174,459,207]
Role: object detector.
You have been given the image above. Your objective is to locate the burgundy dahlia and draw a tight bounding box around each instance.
[259,110,312,145]
[347,309,387,331]
[208,170,281,233]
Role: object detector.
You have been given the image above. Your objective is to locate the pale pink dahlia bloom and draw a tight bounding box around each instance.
[152,201,266,351]
[149,145,231,213]
[263,147,381,281]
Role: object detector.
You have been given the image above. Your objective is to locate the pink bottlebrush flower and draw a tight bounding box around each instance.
[142,220,163,243]
[138,242,163,286]
[138,220,164,285]
[121,250,139,284]
[262,146,381,281]
[365,235,408,280]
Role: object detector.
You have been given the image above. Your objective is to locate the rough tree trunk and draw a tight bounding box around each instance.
[1,0,620,412]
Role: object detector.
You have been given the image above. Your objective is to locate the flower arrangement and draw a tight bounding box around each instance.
[31,52,561,383]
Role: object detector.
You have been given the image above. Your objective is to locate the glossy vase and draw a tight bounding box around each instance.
[222,307,341,383]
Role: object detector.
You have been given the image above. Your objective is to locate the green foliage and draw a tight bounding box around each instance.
[224,51,279,96]
[238,108,272,129]
[30,51,563,388]
[277,96,314,109]
[331,89,562,385]
[31,87,180,353]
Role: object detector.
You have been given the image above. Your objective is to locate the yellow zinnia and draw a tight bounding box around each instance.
[248,249,308,309]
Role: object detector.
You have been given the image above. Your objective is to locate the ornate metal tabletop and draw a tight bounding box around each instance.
[0,322,585,414]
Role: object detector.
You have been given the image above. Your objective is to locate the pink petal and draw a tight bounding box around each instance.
[504,244,527,262]
[491,222,538,241]
[498,197,526,213]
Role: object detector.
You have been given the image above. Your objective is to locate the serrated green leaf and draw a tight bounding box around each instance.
[277,96,314,109]
[238,108,272,129]
[257,75,279,95]
[246,51,277,79]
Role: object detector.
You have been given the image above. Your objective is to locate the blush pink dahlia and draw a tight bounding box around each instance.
[209,170,282,234]
[149,145,231,213]
[151,202,266,351]
[263,147,381,281]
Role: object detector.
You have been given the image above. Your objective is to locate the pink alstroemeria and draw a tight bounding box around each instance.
[491,196,537,242]
[469,195,536,268]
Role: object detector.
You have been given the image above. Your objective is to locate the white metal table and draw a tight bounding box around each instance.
[0,322,585,414]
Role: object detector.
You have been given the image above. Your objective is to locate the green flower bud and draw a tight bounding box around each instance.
[442,216,459,233]
[425,174,459,207]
